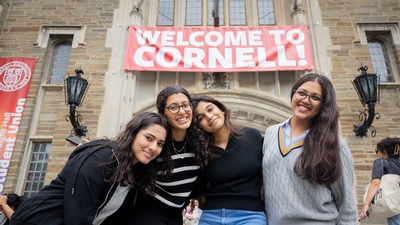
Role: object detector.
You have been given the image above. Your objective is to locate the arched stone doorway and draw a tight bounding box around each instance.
[132,91,292,134]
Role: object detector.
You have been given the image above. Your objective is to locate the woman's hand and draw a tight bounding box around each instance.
[359,204,370,221]
[186,214,193,220]
[77,139,90,147]
[0,196,7,207]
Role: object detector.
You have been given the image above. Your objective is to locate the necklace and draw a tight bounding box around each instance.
[172,140,186,154]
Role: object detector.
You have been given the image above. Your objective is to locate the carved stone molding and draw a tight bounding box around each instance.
[263,117,272,125]
[246,112,255,121]
[203,72,232,90]
[230,110,238,118]
[292,0,302,12]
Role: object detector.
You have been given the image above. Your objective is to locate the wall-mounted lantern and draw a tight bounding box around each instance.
[65,68,90,137]
[351,64,380,137]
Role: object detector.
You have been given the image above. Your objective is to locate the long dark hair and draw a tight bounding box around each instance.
[191,95,242,158]
[156,86,209,175]
[291,73,342,184]
[106,112,168,194]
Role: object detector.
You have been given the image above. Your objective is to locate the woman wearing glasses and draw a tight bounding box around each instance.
[131,86,208,225]
[262,73,358,224]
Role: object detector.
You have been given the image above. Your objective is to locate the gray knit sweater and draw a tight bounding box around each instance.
[262,124,358,225]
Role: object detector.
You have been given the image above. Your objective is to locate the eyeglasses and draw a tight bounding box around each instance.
[165,101,192,114]
[293,90,323,105]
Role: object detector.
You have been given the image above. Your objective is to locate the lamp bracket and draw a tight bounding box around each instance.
[65,104,87,137]
[353,102,380,137]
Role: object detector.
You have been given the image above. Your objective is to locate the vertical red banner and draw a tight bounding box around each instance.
[0,58,36,194]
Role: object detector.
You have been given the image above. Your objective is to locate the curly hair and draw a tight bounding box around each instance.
[291,73,342,185]
[191,95,242,158]
[156,86,209,177]
[376,137,400,157]
[105,112,168,195]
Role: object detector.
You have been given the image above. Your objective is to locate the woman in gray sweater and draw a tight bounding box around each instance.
[262,73,357,225]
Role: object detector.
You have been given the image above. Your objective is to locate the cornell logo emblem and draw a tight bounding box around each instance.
[0,61,31,92]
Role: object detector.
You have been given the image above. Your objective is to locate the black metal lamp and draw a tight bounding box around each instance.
[65,68,90,137]
[351,64,380,137]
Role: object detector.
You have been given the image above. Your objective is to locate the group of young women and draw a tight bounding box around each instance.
[10,73,360,224]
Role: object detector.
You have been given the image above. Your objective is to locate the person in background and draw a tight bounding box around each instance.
[10,112,168,225]
[359,137,400,224]
[193,199,202,219]
[0,194,26,225]
[262,73,357,224]
[130,86,209,225]
[184,199,200,225]
[191,95,266,225]
[182,208,187,225]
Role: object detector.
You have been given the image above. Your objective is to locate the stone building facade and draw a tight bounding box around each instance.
[0,0,399,224]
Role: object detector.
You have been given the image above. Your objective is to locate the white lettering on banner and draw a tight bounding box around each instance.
[177,31,189,46]
[136,30,160,45]
[248,31,263,46]
[6,98,25,134]
[257,47,276,67]
[184,48,206,68]
[161,31,175,46]
[286,29,305,44]
[209,48,232,69]
[296,45,307,66]
[269,30,285,45]
[225,31,247,46]
[205,31,223,47]
[0,168,7,192]
[236,48,255,68]
[134,46,155,66]
[134,45,297,69]
[0,98,25,193]
[157,48,181,68]
[190,32,204,47]
[277,46,295,66]
[126,26,313,71]
[136,29,269,47]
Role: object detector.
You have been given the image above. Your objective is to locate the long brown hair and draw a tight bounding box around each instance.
[191,95,242,158]
[107,112,168,194]
[291,73,342,184]
[156,86,209,176]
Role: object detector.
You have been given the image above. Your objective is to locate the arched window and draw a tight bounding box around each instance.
[358,24,399,83]
[49,42,72,84]
[368,39,393,82]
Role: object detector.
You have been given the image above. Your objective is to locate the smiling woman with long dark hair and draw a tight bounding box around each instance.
[191,95,266,225]
[262,73,357,224]
[10,112,168,225]
[130,86,209,225]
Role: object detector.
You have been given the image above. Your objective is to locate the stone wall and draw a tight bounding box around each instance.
[0,0,118,191]
[319,0,400,224]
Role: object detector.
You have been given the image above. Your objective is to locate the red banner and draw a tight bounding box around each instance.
[124,26,314,72]
[0,58,36,194]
